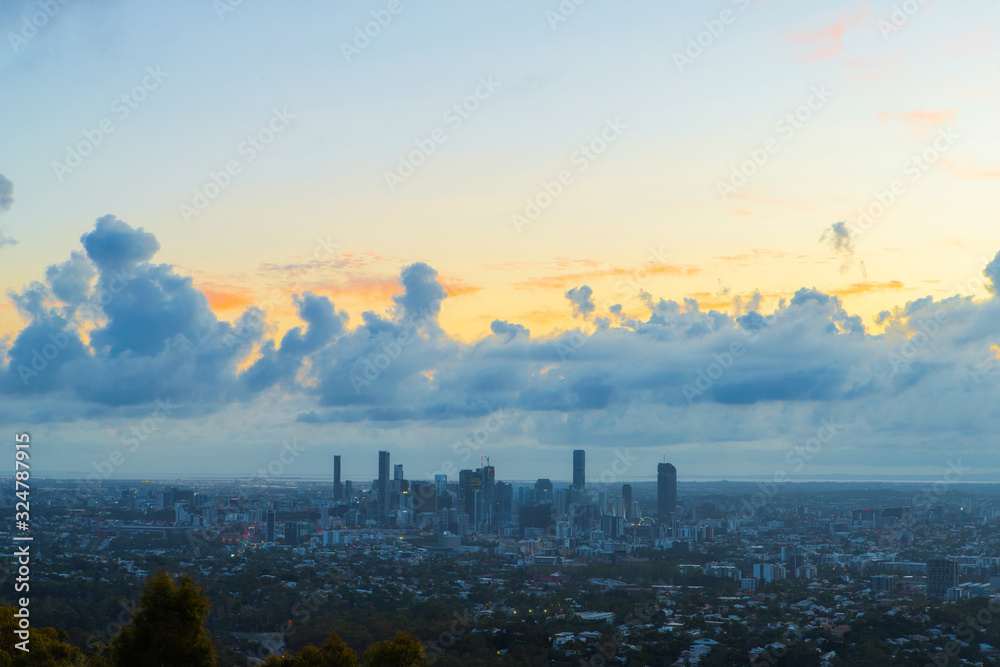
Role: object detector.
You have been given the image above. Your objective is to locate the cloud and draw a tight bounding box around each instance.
[0,174,12,213]
[788,6,869,62]
[820,221,865,276]
[821,221,854,256]
[878,110,958,138]
[393,262,447,327]
[9,218,1000,476]
[490,320,530,343]
[81,215,160,272]
[0,174,15,248]
[565,286,595,319]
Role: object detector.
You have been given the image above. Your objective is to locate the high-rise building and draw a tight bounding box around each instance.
[927,558,958,599]
[573,450,586,490]
[482,464,496,531]
[265,509,276,543]
[284,522,298,547]
[622,484,633,521]
[657,462,677,525]
[394,463,404,481]
[334,454,342,502]
[378,451,390,524]
[459,470,482,523]
[534,478,553,503]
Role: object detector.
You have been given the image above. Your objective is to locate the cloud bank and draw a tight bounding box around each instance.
[5,216,1000,472]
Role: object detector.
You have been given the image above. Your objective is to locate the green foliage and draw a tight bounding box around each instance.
[108,571,216,667]
[361,631,427,667]
[0,604,85,666]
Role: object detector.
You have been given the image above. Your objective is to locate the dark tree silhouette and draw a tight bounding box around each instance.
[109,571,217,666]
[361,631,427,667]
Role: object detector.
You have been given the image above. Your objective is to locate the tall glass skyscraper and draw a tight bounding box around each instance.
[657,462,677,525]
[378,451,390,524]
[334,454,342,501]
[572,449,585,490]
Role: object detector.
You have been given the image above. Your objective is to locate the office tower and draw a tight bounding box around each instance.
[334,454,342,501]
[434,474,447,495]
[284,522,297,547]
[657,462,677,525]
[265,509,276,543]
[344,480,353,502]
[573,450,586,490]
[927,558,958,599]
[460,470,482,522]
[481,464,496,531]
[622,484,633,521]
[554,488,569,517]
[534,478,553,503]
[394,463,404,481]
[378,451,390,524]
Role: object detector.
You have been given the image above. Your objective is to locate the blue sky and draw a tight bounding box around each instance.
[2,0,1000,483]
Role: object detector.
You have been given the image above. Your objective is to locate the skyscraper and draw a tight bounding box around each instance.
[622,483,633,521]
[657,462,677,525]
[573,450,585,490]
[534,478,553,503]
[394,463,404,481]
[334,454,342,502]
[482,463,496,531]
[927,558,958,599]
[378,451,390,524]
[265,509,276,543]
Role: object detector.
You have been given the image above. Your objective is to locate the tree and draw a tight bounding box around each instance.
[262,632,358,667]
[108,571,216,666]
[0,604,84,666]
[361,631,427,667]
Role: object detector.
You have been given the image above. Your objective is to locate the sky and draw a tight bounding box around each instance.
[1,0,1000,484]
